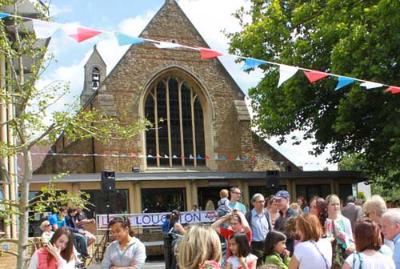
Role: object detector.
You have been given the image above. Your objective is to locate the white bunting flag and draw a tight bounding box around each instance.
[360,81,384,89]
[278,65,299,87]
[32,20,60,39]
[154,41,182,49]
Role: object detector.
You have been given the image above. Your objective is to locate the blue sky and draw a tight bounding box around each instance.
[38,0,337,170]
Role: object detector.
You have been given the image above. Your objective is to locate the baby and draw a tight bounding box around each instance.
[216,189,232,217]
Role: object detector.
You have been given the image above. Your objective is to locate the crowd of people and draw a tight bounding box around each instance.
[27,188,400,269]
[164,188,400,269]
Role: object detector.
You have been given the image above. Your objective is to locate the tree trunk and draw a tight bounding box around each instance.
[16,148,32,269]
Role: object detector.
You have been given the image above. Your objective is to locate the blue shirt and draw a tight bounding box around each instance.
[250,209,269,241]
[48,213,65,229]
[229,201,247,213]
[393,233,400,269]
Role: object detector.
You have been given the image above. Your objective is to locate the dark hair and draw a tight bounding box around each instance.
[297,196,307,209]
[109,216,134,236]
[67,207,77,215]
[264,231,286,256]
[354,219,382,252]
[310,196,328,229]
[296,214,323,242]
[170,210,180,225]
[230,233,250,257]
[48,227,74,262]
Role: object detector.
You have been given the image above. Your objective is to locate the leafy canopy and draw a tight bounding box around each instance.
[228,0,400,189]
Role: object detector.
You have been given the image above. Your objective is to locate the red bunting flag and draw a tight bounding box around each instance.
[304,71,329,83]
[199,48,223,59]
[385,86,400,94]
[68,27,102,43]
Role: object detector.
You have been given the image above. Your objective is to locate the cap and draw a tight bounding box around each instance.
[275,190,290,199]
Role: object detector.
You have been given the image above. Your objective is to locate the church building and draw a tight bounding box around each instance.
[31,0,364,217]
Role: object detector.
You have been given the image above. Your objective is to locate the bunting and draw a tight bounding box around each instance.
[385,86,400,94]
[63,25,102,43]
[115,32,145,46]
[360,81,384,90]
[154,41,181,49]
[199,48,223,59]
[0,11,398,95]
[32,20,60,39]
[242,58,267,71]
[278,65,299,87]
[335,77,355,91]
[304,71,329,83]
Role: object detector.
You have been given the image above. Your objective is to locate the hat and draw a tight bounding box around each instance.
[275,190,290,200]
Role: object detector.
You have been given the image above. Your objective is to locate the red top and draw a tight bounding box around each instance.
[37,248,58,269]
[220,227,252,259]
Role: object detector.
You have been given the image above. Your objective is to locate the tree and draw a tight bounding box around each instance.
[228,0,400,190]
[0,1,147,268]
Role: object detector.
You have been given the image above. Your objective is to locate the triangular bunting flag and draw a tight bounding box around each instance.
[199,48,223,59]
[385,86,400,94]
[278,65,299,87]
[156,154,162,159]
[173,155,178,159]
[335,76,355,91]
[189,154,194,160]
[242,58,267,71]
[154,41,181,49]
[147,154,154,158]
[64,25,102,42]
[205,155,211,160]
[304,71,329,83]
[0,12,10,19]
[164,154,169,159]
[235,155,241,161]
[32,20,60,39]
[360,81,384,89]
[196,154,202,160]
[115,32,145,46]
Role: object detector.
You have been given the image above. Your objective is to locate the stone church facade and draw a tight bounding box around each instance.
[32,0,363,216]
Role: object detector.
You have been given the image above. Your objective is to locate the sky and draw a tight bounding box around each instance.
[38,0,337,171]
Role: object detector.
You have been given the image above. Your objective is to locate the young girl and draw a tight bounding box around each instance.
[101,216,146,269]
[225,233,257,269]
[264,231,290,269]
[28,227,75,269]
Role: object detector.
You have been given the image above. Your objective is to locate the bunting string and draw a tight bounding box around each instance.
[1,12,399,94]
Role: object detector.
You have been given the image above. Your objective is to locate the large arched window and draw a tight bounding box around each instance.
[145,76,205,167]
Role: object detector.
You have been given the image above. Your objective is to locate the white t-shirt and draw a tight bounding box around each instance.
[345,251,395,269]
[226,254,258,269]
[293,239,332,269]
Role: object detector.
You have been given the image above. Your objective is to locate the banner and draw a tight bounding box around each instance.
[96,210,218,230]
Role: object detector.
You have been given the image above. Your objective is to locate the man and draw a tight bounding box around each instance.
[65,207,90,259]
[229,187,247,213]
[274,190,298,255]
[381,209,400,269]
[342,195,362,231]
[245,193,272,265]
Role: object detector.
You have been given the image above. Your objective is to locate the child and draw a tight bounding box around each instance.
[217,189,232,217]
[40,220,54,244]
[102,217,146,268]
[264,231,290,269]
[225,233,257,269]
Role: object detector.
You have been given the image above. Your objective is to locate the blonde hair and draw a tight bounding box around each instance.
[178,225,221,269]
[220,189,229,198]
[326,194,341,206]
[363,195,387,217]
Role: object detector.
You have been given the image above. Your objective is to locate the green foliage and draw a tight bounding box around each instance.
[228,0,400,192]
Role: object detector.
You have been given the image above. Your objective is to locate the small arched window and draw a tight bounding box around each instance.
[145,76,205,167]
[92,67,100,90]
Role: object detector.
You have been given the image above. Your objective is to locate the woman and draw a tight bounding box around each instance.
[266,196,280,229]
[101,216,146,269]
[325,195,354,268]
[288,214,332,269]
[28,227,75,269]
[309,196,328,231]
[297,196,309,214]
[178,225,221,269]
[342,219,395,269]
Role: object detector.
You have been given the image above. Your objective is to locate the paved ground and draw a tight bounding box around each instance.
[88,260,165,269]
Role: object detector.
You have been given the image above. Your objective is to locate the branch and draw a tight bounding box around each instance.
[27,123,55,149]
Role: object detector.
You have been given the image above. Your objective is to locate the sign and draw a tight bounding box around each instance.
[96,211,218,230]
